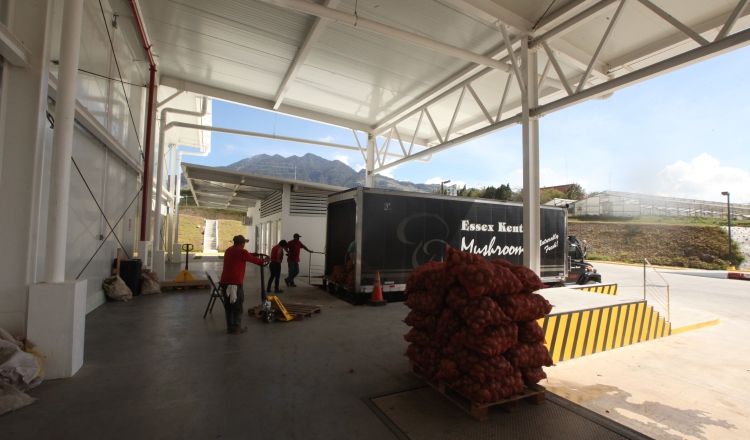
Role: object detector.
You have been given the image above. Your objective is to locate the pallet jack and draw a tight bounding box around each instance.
[174,244,196,282]
[253,254,295,323]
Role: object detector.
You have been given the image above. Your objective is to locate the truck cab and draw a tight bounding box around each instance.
[566,235,602,285]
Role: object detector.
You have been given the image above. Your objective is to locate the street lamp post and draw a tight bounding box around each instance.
[721,191,731,267]
[441,180,451,194]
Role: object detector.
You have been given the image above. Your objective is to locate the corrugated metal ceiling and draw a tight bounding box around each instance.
[115,0,750,153]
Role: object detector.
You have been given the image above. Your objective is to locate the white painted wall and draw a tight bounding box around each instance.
[0,0,147,334]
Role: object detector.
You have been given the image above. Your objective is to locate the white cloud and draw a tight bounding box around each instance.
[657,153,750,202]
[353,163,365,172]
[332,154,349,165]
[319,135,335,142]
[224,144,238,153]
[425,177,444,184]
[377,167,397,179]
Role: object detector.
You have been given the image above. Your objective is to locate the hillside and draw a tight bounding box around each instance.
[569,222,743,270]
[220,153,439,193]
[177,214,246,252]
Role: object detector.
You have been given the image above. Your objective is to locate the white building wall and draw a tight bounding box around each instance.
[0,0,146,334]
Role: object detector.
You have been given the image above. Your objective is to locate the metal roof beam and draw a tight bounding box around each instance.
[531,0,619,48]
[273,0,341,110]
[533,0,594,31]
[439,0,533,33]
[374,114,521,174]
[607,6,750,72]
[160,76,372,133]
[634,0,710,46]
[576,0,628,93]
[715,0,750,41]
[258,0,513,73]
[534,25,750,116]
[168,120,421,161]
[0,21,31,67]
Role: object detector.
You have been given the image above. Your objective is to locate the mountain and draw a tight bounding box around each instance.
[219,153,439,193]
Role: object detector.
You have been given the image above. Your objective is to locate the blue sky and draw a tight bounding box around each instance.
[186,44,750,203]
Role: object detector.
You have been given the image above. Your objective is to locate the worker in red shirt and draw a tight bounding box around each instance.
[220,235,269,334]
[267,239,288,293]
[284,233,311,287]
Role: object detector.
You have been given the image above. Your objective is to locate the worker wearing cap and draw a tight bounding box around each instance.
[284,233,311,287]
[220,235,269,334]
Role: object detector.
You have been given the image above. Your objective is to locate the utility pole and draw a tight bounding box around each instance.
[721,191,732,267]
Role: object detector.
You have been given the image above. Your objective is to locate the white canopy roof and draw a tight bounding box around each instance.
[112,0,750,170]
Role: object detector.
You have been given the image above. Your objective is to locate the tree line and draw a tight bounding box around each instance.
[437,183,587,205]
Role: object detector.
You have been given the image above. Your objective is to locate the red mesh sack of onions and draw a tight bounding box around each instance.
[330,265,347,284]
[517,320,546,343]
[406,261,446,294]
[451,369,525,403]
[404,289,445,314]
[442,343,513,383]
[436,308,463,343]
[444,246,506,297]
[486,262,524,296]
[445,285,470,310]
[520,366,547,386]
[451,323,518,356]
[434,358,462,381]
[403,327,438,348]
[491,258,547,293]
[404,344,441,380]
[404,343,423,364]
[456,295,511,335]
[403,310,439,331]
[505,342,554,368]
[496,293,553,322]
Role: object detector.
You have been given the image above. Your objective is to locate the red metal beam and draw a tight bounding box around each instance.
[129,0,157,241]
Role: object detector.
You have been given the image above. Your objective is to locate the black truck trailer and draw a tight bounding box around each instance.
[325,187,593,302]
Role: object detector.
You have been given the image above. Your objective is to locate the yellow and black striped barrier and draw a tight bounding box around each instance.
[569,283,618,295]
[537,301,670,363]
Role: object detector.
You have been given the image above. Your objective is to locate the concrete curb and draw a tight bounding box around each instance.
[671,318,720,335]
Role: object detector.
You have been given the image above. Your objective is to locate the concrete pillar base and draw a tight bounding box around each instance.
[138,241,152,268]
[27,280,88,379]
[171,244,183,264]
[152,250,166,279]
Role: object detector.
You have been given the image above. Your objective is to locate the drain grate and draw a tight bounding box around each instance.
[365,387,653,440]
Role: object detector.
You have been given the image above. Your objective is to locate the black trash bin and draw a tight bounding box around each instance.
[118,259,143,296]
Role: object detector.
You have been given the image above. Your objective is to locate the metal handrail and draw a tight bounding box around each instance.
[643,258,670,321]
[308,251,326,285]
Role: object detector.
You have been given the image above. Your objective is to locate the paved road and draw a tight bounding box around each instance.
[545,262,750,440]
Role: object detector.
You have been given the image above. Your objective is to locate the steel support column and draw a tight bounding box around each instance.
[45,0,84,282]
[365,135,376,188]
[521,38,541,274]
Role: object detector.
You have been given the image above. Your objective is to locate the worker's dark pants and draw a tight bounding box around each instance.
[267,262,282,291]
[220,284,244,331]
[286,262,300,285]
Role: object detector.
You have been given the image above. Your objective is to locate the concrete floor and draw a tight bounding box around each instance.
[3,261,748,439]
[545,262,750,440]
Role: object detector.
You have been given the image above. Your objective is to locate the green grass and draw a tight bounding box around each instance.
[178,214,248,253]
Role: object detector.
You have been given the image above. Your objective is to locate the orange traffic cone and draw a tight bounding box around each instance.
[368,271,387,306]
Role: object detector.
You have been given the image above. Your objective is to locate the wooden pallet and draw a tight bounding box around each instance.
[160,280,210,291]
[248,302,322,321]
[409,361,545,421]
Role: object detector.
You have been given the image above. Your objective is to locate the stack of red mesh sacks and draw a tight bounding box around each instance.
[330,260,355,287]
[403,246,554,404]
